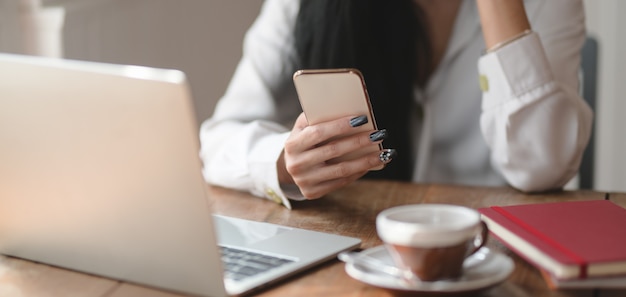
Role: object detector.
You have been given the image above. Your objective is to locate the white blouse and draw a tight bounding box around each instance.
[199,0,593,209]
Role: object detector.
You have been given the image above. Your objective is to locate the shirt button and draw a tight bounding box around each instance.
[265,188,283,205]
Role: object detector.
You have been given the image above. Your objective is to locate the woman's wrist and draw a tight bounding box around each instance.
[476,0,531,50]
[486,29,533,53]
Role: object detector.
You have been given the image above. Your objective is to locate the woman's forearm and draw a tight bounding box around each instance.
[476,0,531,50]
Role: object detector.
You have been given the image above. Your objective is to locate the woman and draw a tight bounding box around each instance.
[200,0,593,208]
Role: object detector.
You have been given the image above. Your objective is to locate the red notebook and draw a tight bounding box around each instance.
[478,200,626,280]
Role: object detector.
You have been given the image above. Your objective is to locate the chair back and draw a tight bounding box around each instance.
[579,36,599,189]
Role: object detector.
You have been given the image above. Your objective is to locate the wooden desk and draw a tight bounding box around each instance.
[0,181,621,297]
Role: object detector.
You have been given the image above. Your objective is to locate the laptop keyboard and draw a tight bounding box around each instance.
[219,246,295,281]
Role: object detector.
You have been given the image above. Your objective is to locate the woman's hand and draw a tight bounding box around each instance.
[277,113,394,199]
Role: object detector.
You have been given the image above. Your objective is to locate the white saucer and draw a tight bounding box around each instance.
[344,246,514,294]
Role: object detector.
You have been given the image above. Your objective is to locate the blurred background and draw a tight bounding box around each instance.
[0,0,623,192]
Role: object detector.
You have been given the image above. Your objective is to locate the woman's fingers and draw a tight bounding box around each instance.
[286,129,384,174]
[298,171,367,200]
[283,112,397,199]
[292,149,396,199]
[286,114,369,154]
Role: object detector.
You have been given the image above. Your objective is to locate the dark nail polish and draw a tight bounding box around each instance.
[369,129,387,142]
[379,149,397,164]
[349,115,368,127]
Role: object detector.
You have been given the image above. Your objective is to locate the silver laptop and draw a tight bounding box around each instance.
[0,53,361,296]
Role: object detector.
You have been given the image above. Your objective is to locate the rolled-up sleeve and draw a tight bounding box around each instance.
[478,0,593,192]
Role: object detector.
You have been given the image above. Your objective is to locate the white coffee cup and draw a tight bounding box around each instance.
[376,204,488,281]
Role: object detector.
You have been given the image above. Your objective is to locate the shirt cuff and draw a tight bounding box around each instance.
[248,130,296,209]
[478,31,554,111]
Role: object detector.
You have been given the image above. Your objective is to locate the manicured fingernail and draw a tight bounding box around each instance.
[369,129,387,142]
[379,149,397,164]
[349,115,368,127]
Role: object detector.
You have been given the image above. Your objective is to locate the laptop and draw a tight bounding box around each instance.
[0,53,361,296]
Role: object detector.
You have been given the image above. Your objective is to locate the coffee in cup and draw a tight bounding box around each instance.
[376,204,488,281]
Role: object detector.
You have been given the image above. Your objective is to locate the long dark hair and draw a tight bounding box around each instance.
[294,0,432,181]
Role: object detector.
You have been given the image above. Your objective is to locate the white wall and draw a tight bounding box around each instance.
[61,0,262,125]
[1,0,263,122]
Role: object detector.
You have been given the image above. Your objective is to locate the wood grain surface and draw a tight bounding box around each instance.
[2,180,620,297]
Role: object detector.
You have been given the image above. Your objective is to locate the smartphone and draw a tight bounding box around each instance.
[293,68,382,164]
